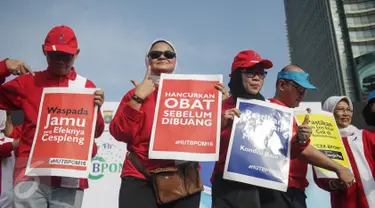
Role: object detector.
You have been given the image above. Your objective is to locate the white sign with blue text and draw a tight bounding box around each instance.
[223,98,294,192]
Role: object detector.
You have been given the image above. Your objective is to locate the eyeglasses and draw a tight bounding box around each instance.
[241,69,267,79]
[287,81,306,94]
[334,108,353,114]
[148,50,176,59]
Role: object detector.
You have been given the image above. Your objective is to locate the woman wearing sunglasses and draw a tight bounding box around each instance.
[110,39,228,208]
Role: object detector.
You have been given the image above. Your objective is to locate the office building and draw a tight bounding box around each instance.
[284,0,375,102]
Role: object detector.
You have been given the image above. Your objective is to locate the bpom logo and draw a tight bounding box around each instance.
[88,143,123,180]
[103,110,113,124]
[88,156,106,180]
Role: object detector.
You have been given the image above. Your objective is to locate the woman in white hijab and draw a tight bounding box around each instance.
[314,96,375,208]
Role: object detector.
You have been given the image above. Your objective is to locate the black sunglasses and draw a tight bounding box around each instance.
[47,52,74,61]
[148,50,176,59]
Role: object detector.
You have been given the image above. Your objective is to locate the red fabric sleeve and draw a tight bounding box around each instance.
[10,126,21,139]
[0,59,23,111]
[313,167,334,192]
[290,134,310,159]
[363,130,375,162]
[0,59,11,84]
[91,142,97,158]
[109,89,144,143]
[14,146,19,157]
[0,142,13,159]
[85,80,105,138]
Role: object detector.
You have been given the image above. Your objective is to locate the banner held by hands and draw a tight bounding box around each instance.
[295,110,352,178]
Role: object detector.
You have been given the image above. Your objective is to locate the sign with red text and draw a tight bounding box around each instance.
[26,88,98,178]
[149,74,222,161]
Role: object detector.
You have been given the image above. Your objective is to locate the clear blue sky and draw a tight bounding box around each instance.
[0,0,289,101]
[0,1,330,207]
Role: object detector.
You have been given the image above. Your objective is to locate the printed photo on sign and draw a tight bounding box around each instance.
[295,111,352,178]
[26,88,98,178]
[149,74,222,161]
[224,99,293,192]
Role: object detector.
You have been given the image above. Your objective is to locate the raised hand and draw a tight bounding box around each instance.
[131,65,155,99]
[297,114,312,143]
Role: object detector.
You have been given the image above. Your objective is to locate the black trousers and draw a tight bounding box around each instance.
[119,176,201,208]
[259,187,307,208]
[211,173,261,208]
[211,173,307,208]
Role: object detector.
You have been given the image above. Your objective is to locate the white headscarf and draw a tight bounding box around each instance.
[322,96,353,113]
[322,96,357,137]
[0,110,6,131]
[0,110,6,139]
[144,39,177,85]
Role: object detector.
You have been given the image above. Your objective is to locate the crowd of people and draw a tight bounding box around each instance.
[0,25,374,208]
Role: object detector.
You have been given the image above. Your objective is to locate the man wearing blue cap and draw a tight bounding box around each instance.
[261,65,355,208]
[362,90,375,127]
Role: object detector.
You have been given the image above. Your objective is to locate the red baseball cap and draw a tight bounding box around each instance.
[43,25,78,55]
[230,50,273,77]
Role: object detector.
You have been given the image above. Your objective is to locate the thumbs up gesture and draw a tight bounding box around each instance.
[131,65,155,100]
[297,114,312,144]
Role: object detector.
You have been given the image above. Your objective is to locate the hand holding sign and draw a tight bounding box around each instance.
[94,90,105,107]
[215,83,229,101]
[297,114,312,143]
[5,59,34,76]
[131,65,155,99]
[222,108,241,129]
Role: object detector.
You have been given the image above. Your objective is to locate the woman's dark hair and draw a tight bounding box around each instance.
[362,99,375,127]
[228,69,265,101]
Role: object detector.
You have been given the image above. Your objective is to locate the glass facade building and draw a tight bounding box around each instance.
[284,0,375,102]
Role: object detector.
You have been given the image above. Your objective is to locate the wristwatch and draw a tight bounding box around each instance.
[132,94,145,104]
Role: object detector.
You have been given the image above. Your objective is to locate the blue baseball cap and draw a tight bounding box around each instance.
[368,90,375,103]
[277,70,317,90]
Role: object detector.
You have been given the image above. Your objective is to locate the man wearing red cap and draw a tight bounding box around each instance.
[0,25,104,208]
